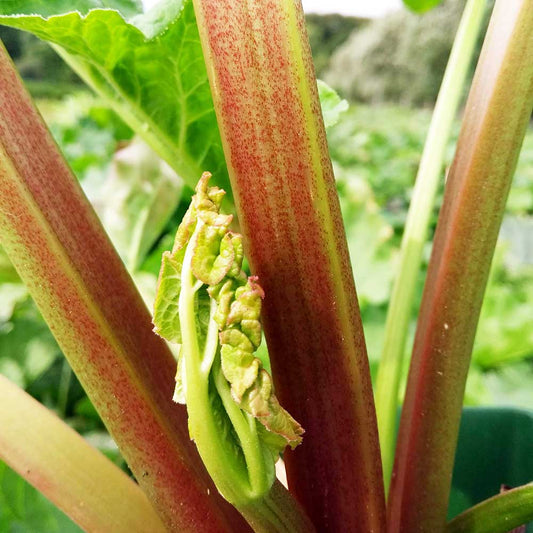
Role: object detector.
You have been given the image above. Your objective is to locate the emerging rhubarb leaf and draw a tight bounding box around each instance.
[153,173,303,504]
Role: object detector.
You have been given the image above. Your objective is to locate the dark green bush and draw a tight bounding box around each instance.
[325,0,492,106]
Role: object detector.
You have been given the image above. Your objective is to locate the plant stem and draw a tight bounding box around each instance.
[213,362,271,499]
[179,225,251,504]
[0,375,166,533]
[52,45,200,186]
[374,0,488,493]
[0,42,248,533]
[446,484,533,533]
[387,1,533,531]
[192,0,385,530]
[240,480,316,533]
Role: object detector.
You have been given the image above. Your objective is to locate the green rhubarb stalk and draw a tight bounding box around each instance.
[446,484,533,533]
[0,375,166,533]
[153,174,312,532]
[387,1,533,531]
[374,0,488,492]
[0,42,247,533]
[192,0,386,530]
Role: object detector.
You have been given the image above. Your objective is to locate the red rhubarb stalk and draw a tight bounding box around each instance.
[0,43,248,533]
[192,1,386,530]
[387,1,533,531]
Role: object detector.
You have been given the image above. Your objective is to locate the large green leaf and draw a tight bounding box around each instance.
[450,408,533,531]
[0,461,81,533]
[0,0,142,18]
[0,0,229,193]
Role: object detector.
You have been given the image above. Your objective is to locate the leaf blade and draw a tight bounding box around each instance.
[0,0,229,194]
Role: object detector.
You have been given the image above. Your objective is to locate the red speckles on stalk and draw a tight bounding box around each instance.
[193,1,385,530]
[0,45,249,533]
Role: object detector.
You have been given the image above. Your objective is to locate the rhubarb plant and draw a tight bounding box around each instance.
[0,0,533,532]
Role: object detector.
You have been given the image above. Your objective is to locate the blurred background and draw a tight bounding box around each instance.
[0,0,531,529]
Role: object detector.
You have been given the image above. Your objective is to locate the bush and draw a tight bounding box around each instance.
[305,14,367,77]
[325,0,492,106]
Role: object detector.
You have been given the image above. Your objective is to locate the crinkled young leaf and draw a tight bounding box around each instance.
[152,251,184,344]
[213,277,302,450]
[192,227,235,285]
[153,174,303,503]
[241,370,303,449]
[0,0,229,193]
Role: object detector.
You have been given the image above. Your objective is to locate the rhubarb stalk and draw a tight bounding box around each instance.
[0,42,248,533]
[192,1,385,530]
[374,0,488,491]
[387,1,533,530]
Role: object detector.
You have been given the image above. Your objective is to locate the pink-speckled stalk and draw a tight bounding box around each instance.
[192,1,386,531]
[0,375,166,533]
[388,1,533,531]
[0,43,249,533]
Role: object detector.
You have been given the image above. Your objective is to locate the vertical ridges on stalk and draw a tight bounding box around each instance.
[192,1,386,530]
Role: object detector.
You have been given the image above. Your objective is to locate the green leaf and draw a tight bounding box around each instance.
[152,251,184,344]
[403,0,443,13]
[99,138,184,271]
[449,407,533,525]
[0,0,229,194]
[0,0,142,18]
[0,246,20,284]
[317,79,348,129]
[0,461,81,533]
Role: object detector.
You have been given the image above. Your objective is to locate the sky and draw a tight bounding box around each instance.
[142,0,404,18]
[301,0,403,18]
